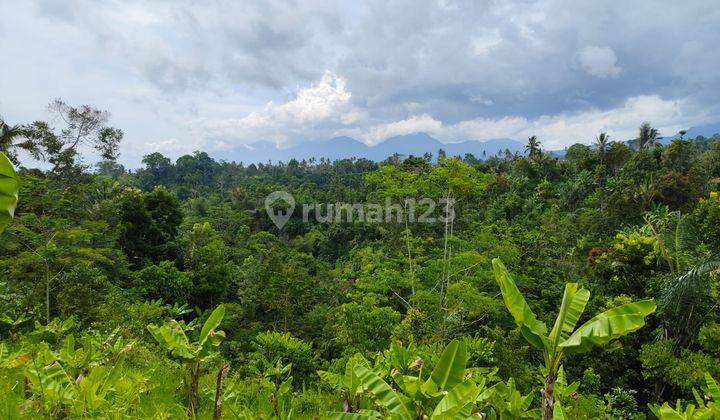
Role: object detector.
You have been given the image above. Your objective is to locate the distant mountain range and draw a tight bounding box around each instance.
[215,133,525,164]
[212,123,720,164]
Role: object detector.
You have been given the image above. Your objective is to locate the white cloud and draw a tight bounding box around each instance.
[471,30,502,55]
[360,114,443,144]
[197,71,356,143]
[577,46,621,78]
[345,95,713,149]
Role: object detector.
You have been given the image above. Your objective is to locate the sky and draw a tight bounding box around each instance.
[1,0,720,167]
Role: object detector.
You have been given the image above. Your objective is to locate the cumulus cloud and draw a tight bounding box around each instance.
[578,46,621,78]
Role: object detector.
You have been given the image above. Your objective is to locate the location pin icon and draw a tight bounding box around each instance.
[265,191,295,229]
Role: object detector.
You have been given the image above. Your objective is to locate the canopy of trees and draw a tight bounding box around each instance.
[1,110,720,418]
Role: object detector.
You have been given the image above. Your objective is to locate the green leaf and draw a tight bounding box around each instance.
[147,322,195,359]
[492,258,549,351]
[706,373,720,401]
[353,364,412,419]
[553,400,567,420]
[559,299,656,355]
[549,283,590,350]
[0,152,19,234]
[429,340,467,392]
[199,304,225,347]
[431,379,481,419]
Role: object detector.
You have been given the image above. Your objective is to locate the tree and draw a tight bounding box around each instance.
[138,152,174,190]
[183,222,237,308]
[0,116,43,164]
[18,100,123,173]
[595,132,610,163]
[491,258,656,420]
[116,187,182,267]
[636,122,660,150]
[525,135,542,159]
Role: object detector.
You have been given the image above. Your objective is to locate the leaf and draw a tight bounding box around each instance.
[706,373,720,401]
[549,283,590,350]
[428,340,467,392]
[0,152,19,234]
[199,304,225,347]
[147,322,194,359]
[559,299,656,355]
[431,380,481,419]
[553,400,567,420]
[492,258,549,352]
[353,364,412,419]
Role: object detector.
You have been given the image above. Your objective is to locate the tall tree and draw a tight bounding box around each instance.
[19,99,123,173]
[595,132,610,163]
[637,122,660,150]
[525,135,542,159]
[0,116,43,164]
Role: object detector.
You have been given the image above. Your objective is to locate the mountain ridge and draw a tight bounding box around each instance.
[212,123,720,164]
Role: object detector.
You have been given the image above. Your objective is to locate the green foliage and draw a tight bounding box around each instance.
[4,125,720,418]
[0,152,19,233]
[249,331,317,384]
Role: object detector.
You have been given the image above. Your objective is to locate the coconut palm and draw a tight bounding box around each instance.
[637,122,660,150]
[525,135,542,159]
[0,116,43,164]
[595,132,610,163]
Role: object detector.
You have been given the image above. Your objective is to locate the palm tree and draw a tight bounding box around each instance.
[0,116,42,164]
[595,132,610,163]
[637,122,660,150]
[525,135,542,159]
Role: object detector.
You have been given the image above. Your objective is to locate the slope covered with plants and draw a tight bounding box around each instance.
[1,108,720,418]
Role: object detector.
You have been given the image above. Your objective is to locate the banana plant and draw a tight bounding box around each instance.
[649,373,720,419]
[477,377,539,419]
[491,258,656,420]
[15,330,142,417]
[330,340,486,419]
[318,353,369,413]
[147,304,226,416]
[0,151,19,234]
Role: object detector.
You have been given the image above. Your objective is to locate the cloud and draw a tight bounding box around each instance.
[2,0,720,166]
[578,46,621,78]
[198,71,355,143]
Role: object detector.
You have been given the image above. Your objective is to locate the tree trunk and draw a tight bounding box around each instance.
[214,363,230,420]
[541,373,556,420]
[45,274,50,324]
[189,362,200,416]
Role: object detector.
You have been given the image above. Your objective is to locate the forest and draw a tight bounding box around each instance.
[1,103,720,419]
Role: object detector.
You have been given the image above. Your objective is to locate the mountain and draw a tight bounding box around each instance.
[214,133,525,164]
[664,122,720,142]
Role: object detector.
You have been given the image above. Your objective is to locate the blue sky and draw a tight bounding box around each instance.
[1,0,719,166]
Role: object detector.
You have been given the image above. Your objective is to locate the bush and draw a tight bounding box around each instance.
[248,331,317,384]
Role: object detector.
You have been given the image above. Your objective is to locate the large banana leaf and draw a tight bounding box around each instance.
[0,152,19,233]
[559,299,656,354]
[147,321,195,359]
[199,304,225,347]
[492,258,549,352]
[428,340,467,392]
[353,364,413,419]
[431,379,482,419]
[549,283,590,351]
